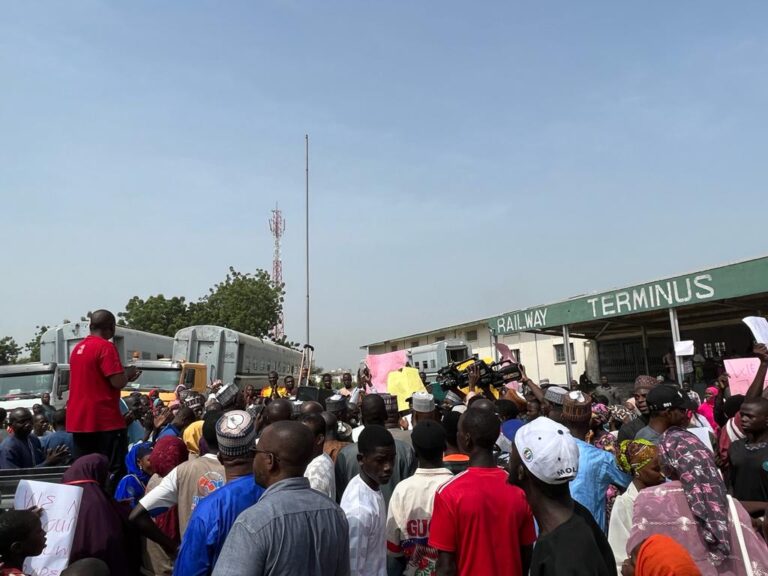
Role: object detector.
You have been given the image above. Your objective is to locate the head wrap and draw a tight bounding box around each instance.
[635,534,701,576]
[634,375,659,394]
[617,439,658,474]
[150,436,189,477]
[125,441,153,483]
[609,405,634,424]
[591,403,609,427]
[183,421,204,456]
[659,427,730,563]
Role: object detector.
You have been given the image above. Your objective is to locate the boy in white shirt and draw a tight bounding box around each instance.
[340,424,395,576]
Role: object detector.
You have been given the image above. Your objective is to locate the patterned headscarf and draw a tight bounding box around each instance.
[659,427,730,563]
[591,403,609,427]
[609,405,635,424]
[617,439,658,474]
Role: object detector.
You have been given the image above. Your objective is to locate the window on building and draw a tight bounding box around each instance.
[411,340,420,348]
[430,359,436,369]
[390,345,398,353]
[466,330,478,342]
[703,342,727,358]
[554,343,576,364]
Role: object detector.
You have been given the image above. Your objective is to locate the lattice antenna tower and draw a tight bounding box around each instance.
[269,204,286,340]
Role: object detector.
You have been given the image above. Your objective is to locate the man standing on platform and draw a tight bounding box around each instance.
[67,310,140,492]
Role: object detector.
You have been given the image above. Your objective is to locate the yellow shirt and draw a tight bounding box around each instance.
[261,386,288,398]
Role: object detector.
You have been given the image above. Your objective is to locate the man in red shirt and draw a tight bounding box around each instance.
[429,407,536,576]
[67,310,139,493]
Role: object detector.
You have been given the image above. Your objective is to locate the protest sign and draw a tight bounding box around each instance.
[366,351,408,393]
[724,358,768,396]
[743,316,768,345]
[674,340,694,356]
[387,367,426,411]
[14,480,83,576]
[689,427,714,452]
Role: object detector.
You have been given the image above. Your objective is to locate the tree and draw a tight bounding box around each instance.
[118,267,288,342]
[118,295,191,337]
[0,337,21,365]
[24,325,50,362]
[197,268,284,338]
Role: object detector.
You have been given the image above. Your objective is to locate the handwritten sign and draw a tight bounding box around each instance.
[366,351,408,393]
[724,358,768,396]
[387,367,426,411]
[14,480,83,576]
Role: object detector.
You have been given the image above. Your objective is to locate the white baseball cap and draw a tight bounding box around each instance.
[514,417,580,485]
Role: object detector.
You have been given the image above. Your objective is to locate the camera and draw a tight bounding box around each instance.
[437,357,522,391]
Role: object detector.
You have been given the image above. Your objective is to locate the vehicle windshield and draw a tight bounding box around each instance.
[448,348,470,363]
[127,367,182,392]
[0,371,54,399]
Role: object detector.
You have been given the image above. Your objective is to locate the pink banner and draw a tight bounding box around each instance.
[366,351,408,393]
[724,358,768,396]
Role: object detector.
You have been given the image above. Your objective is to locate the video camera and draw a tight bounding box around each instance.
[437,357,522,391]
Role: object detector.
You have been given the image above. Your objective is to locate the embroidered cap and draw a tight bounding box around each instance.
[215,410,257,457]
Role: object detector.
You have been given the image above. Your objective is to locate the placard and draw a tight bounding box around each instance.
[724,358,768,396]
[14,480,83,576]
[674,340,694,356]
[387,367,427,411]
[743,316,768,345]
[366,351,408,393]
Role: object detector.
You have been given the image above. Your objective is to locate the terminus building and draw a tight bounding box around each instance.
[362,255,768,386]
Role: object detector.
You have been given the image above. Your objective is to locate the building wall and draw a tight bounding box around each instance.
[366,321,593,386]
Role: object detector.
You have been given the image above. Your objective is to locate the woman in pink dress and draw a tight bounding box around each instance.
[627,427,768,575]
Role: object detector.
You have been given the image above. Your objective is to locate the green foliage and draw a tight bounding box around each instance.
[24,325,50,362]
[118,295,191,337]
[197,268,284,337]
[0,336,21,365]
[119,267,288,341]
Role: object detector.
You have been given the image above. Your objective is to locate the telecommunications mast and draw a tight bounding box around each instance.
[269,204,285,341]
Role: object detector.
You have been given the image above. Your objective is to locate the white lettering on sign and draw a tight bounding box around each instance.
[493,273,717,333]
[601,296,616,316]
[694,274,715,299]
[496,308,549,333]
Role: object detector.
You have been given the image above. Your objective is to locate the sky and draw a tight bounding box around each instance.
[2,2,768,370]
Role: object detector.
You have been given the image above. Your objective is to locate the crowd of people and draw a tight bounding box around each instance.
[2,309,768,576]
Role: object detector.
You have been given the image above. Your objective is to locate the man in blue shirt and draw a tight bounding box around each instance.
[0,408,68,469]
[157,407,196,440]
[174,411,265,576]
[561,391,630,532]
[40,409,75,464]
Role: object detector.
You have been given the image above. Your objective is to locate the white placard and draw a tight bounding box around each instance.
[743,316,768,345]
[674,340,694,356]
[14,480,83,576]
[688,427,714,452]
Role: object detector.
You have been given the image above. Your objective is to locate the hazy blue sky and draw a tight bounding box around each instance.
[2,2,767,369]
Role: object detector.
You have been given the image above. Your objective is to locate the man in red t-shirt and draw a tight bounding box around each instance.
[429,407,535,576]
[67,309,139,493]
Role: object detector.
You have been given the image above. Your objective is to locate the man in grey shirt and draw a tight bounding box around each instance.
[213,421,350,576]
[634,385,693,445]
